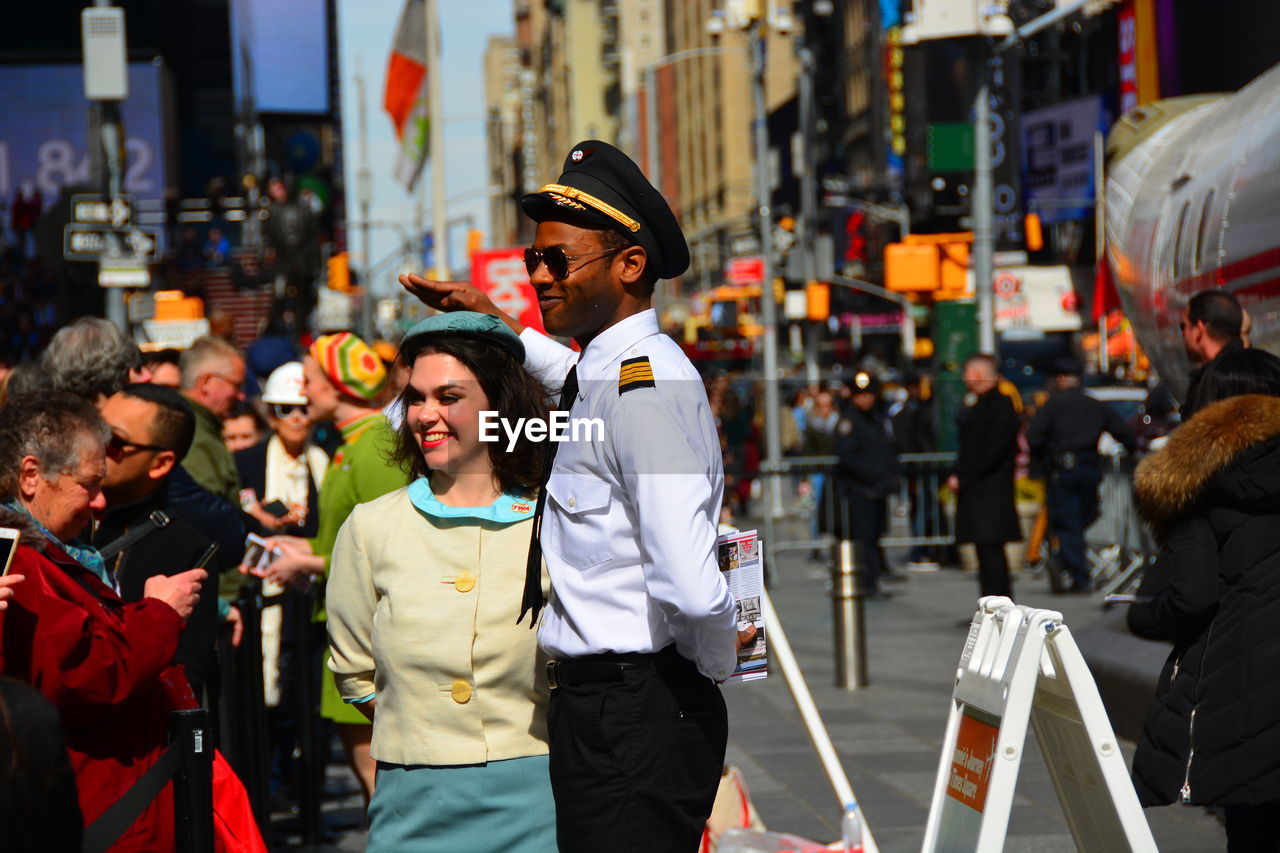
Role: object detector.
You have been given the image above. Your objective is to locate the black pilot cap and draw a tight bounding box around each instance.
[521,140,691,280]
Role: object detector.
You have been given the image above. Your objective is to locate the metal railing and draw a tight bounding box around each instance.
[765,452,959,557]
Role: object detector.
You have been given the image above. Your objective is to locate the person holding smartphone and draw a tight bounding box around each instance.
[0,393,206,852]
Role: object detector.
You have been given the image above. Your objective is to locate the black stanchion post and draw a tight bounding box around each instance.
[293,585,324,846]
[233,578,271,833]
[171,708,214,853]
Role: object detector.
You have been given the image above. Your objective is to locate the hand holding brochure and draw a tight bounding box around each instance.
[718,529,768,682]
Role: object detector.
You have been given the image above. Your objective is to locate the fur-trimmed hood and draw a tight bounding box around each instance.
[1135,394,1280,535]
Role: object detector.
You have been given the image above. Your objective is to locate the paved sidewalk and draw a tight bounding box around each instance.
[723,550,1225,851]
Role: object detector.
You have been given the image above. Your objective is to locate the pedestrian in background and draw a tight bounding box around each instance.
[890,372,941,570]
[179,335,247,505]
[1129,348,1280,851]
[1027,357,1134,593]
[949,353,1021,600]
[828,371,899,598]
[1181,289,1243,418]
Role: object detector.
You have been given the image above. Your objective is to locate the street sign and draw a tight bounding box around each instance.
[98,256,150,288]
[725,256,765,286]
[71,193,135,227]
[63,223,160,261]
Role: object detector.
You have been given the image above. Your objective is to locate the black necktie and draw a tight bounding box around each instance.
[520,364,579,626]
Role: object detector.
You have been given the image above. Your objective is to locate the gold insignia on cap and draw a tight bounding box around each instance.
[537,183,641,233]
[547,192,587,212]
[618,356,655,394]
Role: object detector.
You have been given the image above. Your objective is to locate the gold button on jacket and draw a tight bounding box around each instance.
[454,571,476,593]
[450,680,472,704]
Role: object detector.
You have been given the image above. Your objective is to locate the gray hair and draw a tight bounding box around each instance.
[0,393,111,499]
[41,317,142,401]
[962,352,999,377]
[180,336,243,390]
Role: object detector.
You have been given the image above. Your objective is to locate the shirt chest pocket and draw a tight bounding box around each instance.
[544,472,613,570]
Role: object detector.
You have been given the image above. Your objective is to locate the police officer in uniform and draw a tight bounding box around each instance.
[400,140,740,853]
[826,371,898,597]
[1027,357,1135,593]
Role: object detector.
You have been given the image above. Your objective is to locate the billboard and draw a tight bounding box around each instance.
[471,248,544,334]
[0,62,169,202]
[230,0,330,115]
[1021,96,1107,225]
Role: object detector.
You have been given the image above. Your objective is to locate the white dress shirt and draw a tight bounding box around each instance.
[520,309,738,682]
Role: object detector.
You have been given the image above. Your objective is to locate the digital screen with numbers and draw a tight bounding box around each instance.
[0,62,168,204]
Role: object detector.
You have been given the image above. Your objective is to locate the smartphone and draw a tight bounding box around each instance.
[261,499,290,518]
[0,527,19,576]
[243,533,269,572]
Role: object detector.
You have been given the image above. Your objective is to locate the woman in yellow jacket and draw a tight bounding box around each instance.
[326,313,555,852]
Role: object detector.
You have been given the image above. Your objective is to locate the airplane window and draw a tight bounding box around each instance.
[1173,201,1191,281]
[1194,189,1216,274]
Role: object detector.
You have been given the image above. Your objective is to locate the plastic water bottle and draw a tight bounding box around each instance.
[840,801,864,853]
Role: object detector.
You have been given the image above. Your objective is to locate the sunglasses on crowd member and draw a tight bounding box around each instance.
[105,433,169,462]
[272,403,309,419]
[523,246,622,281]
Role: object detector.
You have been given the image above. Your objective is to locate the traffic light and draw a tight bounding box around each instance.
[467,229,484,257]
[805,281,829,321]
[327,252,351,292]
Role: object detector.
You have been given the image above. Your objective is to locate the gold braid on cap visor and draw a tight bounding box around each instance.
[536,184,642,233]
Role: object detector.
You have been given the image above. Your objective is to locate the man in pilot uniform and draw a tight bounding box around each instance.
[400,140,739,853]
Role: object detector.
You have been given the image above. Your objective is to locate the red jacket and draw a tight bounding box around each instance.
[0,532,195,852]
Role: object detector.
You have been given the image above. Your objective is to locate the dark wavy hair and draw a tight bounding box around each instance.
[1184,347,1280,418]
[391,333,550,498]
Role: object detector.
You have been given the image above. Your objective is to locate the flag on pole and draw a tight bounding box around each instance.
[384,0,431,191]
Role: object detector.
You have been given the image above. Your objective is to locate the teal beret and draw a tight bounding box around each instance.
[401,312,525,362]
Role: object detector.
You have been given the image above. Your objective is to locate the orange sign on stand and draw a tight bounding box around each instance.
[947,711,998,813]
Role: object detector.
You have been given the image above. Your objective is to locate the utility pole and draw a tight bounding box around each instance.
[797,43,820,385]
[426,0,448,279]
[972,61,996,355]
[355,57,374,338]
[749,16,786,545]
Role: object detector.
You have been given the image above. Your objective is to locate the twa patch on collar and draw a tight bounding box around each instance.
[618,356,655,394]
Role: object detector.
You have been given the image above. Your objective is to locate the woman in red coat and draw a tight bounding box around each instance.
[0,394,205,852]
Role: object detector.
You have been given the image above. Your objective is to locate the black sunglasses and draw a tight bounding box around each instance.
[523,246,622,281]
[271,403,309,418]
[106,433,169,462]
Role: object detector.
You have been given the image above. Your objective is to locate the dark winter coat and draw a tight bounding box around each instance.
[819,405,898,539]
[954,389,1021,544]
[1130,394,1280,807]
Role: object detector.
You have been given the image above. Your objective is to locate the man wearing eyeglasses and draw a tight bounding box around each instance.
[97,383,223,700]
[178,336,247,505]
[401,140,739,853]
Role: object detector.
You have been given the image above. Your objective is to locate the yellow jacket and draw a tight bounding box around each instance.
[326,486,549,766]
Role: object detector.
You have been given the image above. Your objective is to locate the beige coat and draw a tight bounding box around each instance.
[326,487,550,766]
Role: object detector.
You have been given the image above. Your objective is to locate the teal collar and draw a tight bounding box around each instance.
[407,478,536,525]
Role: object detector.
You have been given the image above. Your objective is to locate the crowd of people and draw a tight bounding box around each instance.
[0,140,749,853]
[0,134,1273,852]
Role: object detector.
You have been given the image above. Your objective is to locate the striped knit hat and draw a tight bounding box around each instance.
[309,332,388,402]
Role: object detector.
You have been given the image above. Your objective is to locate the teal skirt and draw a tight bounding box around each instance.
[368,755,556,853]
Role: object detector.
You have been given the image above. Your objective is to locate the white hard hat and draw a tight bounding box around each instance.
[262,362,307,405]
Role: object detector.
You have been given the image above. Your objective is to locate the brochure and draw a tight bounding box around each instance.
[718,528,768,682]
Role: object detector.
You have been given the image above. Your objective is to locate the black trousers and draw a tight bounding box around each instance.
[1225,802,1280,852]
[547,647,727,853]
[975,543,1013,598]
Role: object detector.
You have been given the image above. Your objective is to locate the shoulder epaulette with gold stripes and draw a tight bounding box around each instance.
[618,356,655,394]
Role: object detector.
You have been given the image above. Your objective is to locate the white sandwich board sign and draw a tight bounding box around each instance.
[921,597,1157,853]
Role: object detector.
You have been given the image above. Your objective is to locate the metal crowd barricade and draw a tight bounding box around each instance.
[768,452,959,558]
[1084,450,1153,595]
